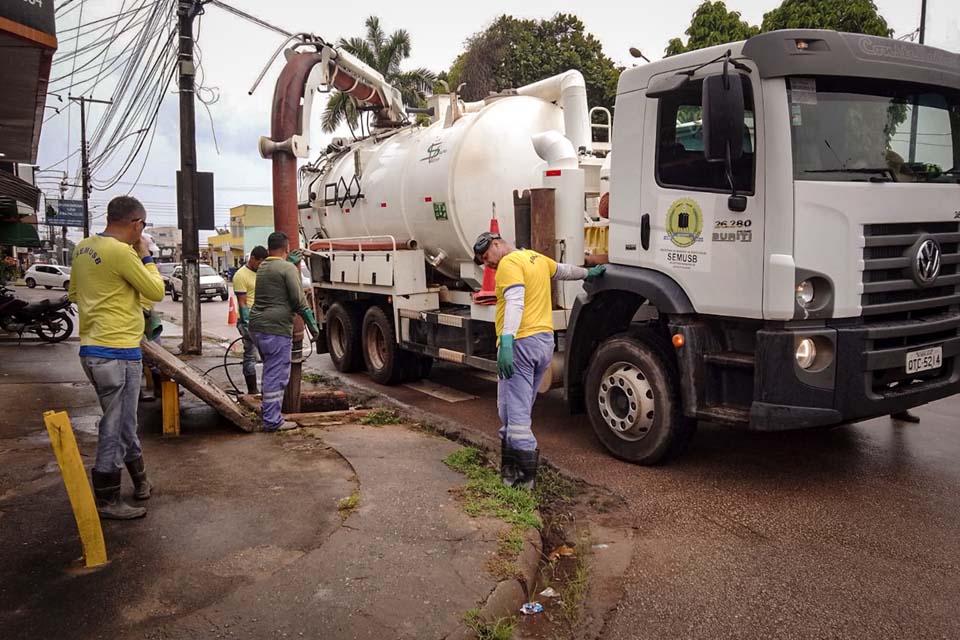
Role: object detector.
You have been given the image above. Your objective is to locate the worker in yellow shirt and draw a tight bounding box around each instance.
[69,196,165,520]
[231,246,267,394]
[473,231,605,489]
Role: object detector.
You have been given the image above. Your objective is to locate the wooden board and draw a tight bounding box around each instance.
[141,339,260,432]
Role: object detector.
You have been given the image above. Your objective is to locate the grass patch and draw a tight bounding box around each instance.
[443,447,541,530]
[359,408,402,426]
[463,608,515,640]
[301,372,331,385]
[558,537,590,628]
[534,466,579,506]
[497,526,525,557]
[337,490,359,517]
[485,556,522,580]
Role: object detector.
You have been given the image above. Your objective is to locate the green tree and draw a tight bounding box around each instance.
[445,14,622,112]
[665,1,759,57]
[321,16,436,133]
[761,0,892,36]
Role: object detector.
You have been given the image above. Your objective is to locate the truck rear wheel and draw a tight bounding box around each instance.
[327,302,364,373]
[361,306,405,385]
[585,331,695,465]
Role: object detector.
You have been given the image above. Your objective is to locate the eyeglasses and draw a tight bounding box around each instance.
[131,218,145,227]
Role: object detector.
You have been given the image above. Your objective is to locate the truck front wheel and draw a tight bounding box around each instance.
[327,302,364,373]
[585,331,695,465]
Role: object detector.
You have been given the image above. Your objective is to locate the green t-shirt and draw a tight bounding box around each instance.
[248,257,309,337]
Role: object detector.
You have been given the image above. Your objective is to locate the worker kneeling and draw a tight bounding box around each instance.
[473,232,605,489]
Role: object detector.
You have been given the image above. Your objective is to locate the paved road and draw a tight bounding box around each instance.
[314,356,960,639]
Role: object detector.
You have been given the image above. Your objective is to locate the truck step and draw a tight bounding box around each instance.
[702,351,755,370]
[696,404,751,425]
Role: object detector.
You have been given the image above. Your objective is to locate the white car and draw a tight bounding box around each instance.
[169,264,228,302]
[24,264,71,291]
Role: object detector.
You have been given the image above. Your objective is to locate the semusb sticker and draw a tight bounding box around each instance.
[659,197,710,272]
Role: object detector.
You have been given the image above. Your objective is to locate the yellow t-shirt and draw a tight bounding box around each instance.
[232,264,257,308]
[69,234,165,352]
[494,249,557,340]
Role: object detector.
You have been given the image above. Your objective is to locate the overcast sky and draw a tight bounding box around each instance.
[38,0,958,239]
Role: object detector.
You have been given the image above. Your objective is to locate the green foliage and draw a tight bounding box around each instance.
[665,1,759,57]
[359,408,401,426]
[761,0,892,36]
[443,447,542,529]
[463,608,515,640]
[322,16,436,133]
[446,13,622,111]
[337,491,359,517]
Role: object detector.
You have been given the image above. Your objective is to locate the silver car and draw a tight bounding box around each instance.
[169,264,229,302]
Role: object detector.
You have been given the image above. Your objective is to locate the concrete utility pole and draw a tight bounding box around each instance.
[178,0,203,355]
[908,0,928,163]
[68,95,112,238]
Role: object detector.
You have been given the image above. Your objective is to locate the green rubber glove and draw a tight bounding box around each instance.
[286,248,304,265]
[498,334,515,379]
[585,264,607,281]
[300,308,320,341]
[238,305,250,326]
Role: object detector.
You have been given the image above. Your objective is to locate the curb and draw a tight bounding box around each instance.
[309,367,546,637]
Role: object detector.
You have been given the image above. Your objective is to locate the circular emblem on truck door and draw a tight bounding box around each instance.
[913,238,942,286]
[665,198,703,248]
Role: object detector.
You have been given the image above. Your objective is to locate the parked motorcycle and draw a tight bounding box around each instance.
[0,286,75,343]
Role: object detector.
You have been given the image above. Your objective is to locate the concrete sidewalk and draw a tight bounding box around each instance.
[0,341,510,640]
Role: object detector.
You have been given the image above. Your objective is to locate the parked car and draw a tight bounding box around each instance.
[24,264,71,291]
[169,264,228,302]
[157,262,178,293]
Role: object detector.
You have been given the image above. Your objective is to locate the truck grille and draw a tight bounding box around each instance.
[861,222,960,394]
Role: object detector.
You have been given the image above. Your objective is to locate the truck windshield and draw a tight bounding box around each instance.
[789,76,960,184]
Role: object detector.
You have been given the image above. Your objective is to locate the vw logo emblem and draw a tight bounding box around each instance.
[914,238,942,285]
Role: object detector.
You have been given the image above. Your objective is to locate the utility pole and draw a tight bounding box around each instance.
[68,95,112,238]
[908,0,928,163]
[178,0,203,355]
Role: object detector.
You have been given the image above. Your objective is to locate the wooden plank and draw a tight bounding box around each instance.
[140,338,259,432]
[161,380,181,437]
[43,411,108,569]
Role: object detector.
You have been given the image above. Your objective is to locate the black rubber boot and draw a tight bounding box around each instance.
[245,374,259,395]
[92,470,146,519]
[500,440,521,488]
[514,448,540,491]
[125,457,152,500]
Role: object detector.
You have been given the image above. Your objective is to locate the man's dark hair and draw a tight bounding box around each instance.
[267,232,288,251]
[250,245,268,260]
[106,196,145,223]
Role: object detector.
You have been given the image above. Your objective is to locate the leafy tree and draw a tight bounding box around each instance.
[321,16,436,133]
[445,14,621,112]
[761,0,892,37]
[665,1,759,57]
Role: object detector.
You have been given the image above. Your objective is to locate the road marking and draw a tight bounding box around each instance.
[403,380,477,403]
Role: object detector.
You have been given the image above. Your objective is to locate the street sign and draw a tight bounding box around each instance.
[46,200,86,228]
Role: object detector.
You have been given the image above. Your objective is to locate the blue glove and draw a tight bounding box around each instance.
[585,264,607,281]
[498,334,515,379]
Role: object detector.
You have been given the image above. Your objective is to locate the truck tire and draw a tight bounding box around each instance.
[585,330,695,465]
[327,302,364,373]
[361,305,405,385]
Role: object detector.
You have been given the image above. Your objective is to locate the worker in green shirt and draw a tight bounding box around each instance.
[248,232,319,431]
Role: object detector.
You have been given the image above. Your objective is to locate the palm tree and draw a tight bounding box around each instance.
[321,16,436,134]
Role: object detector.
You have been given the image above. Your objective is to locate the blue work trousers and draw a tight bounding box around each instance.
[497,332,555,451]
[253,331,292,430]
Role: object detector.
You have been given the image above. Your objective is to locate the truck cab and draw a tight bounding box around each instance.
[566,30,960,463]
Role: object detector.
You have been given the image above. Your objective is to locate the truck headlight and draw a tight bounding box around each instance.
[796,338,817,369]
[796,280,815,308]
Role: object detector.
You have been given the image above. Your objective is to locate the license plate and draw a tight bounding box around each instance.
[204,288,217,294]
[905,346,942,375]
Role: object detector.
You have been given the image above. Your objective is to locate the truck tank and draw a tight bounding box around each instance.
[299,96,566,280]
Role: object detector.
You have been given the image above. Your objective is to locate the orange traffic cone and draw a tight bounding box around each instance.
[473,216,500,305]
[227,296,238,326]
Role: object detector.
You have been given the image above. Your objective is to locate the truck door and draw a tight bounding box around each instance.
[639,67,765,318]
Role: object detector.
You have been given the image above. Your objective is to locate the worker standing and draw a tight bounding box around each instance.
[248,232,320,432]
[69,196,166,519]
[473,232,605,489]
[231,245,268,394]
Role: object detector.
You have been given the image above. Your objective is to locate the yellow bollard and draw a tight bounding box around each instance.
[161,378,180,437]
[42,410,108,569]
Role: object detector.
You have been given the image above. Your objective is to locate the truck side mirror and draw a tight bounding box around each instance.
[702,73,745,163]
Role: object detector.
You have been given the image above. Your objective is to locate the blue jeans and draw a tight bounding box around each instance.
[81,357,144,473]
[253,332,292,430]
[238,323,257,379]
[497,332,555,451]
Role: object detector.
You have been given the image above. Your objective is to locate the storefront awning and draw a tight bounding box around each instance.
[0,221,40,247]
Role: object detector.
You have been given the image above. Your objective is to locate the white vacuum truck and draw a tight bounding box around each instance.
[260,29,960,464]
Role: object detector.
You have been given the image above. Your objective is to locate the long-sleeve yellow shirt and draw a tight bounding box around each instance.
[69,234,165,359]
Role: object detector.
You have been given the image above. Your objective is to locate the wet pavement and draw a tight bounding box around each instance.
[315,358,960,639]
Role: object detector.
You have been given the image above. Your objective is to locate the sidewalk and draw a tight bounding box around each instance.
[0,341,518,640]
